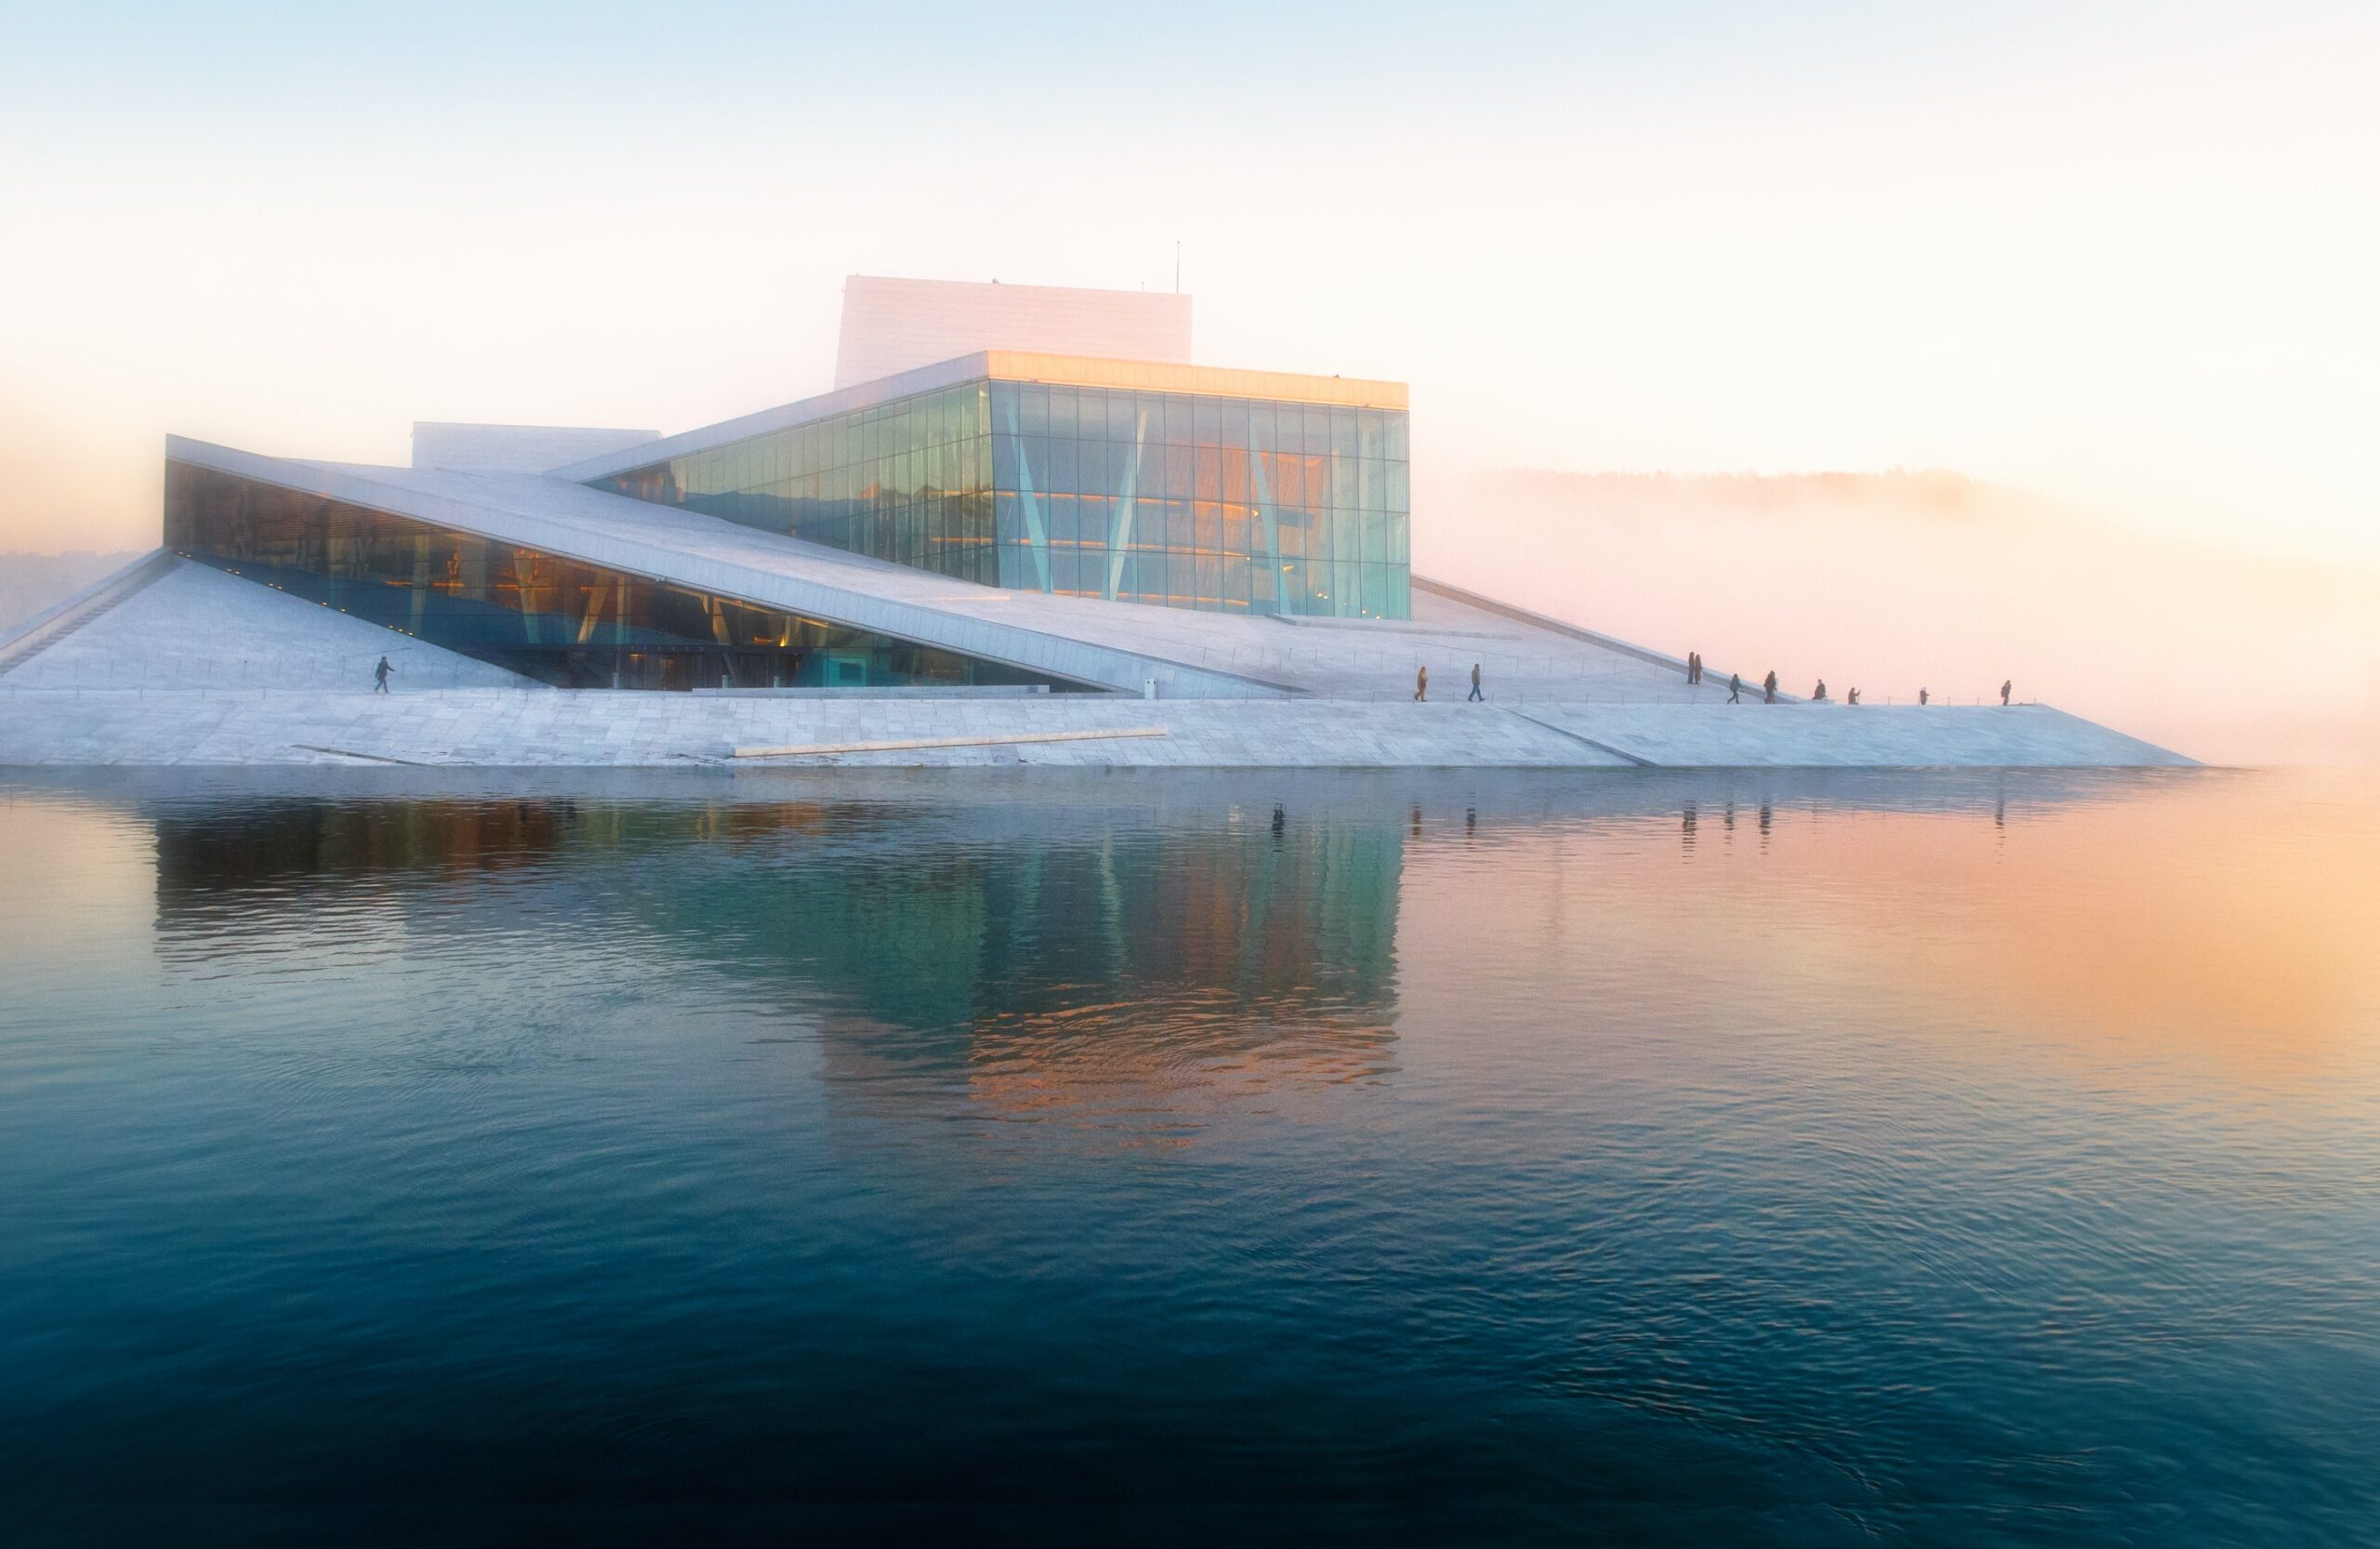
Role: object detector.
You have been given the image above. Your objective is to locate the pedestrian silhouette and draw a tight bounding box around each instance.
[1414,665,1428,702]
[1763,669,1778,704]
[1467,662,1484,701]
[1919,686,1929,706]
[1847,687,1860,706]
[373,655,394,694]
[1727,672,1741,704]
[1812,680,1827,702]
[2001,679,2012,706]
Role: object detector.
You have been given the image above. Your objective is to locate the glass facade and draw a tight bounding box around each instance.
[164,462,1088,692]
[591,376,1411,619]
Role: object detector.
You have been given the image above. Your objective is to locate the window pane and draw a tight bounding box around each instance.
[1193,446,1221,502]
[1246,400,1276,453]
[1331,405,1358,458]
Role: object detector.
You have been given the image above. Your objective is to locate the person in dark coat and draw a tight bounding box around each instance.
[1414,665,1428,702]
[2001,679,2013,706]
[1468,663,1484,701]
[373,656,395,694]
[1763,669,1778,704]
[1727,672,1741,704]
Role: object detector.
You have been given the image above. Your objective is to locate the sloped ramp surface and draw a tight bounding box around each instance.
[1516,703,2196,768]
[0,557,537,692]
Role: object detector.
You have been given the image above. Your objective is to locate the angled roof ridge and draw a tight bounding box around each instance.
[542,355,997,482]
[543,351,1407,484]
[161,436,1301,699]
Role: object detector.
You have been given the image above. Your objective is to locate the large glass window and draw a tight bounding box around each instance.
[591,376,1410,619]
[165,464,1090,692]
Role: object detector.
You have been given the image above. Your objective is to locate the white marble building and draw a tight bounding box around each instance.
[0,285,2192,770]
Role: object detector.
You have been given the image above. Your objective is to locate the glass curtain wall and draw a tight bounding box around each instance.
[591,379,1411,619]
[594,383,996,585]
[164,463,1080,692]
[989,383,1409,619]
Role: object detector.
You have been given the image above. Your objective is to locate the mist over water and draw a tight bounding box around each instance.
[2,769,2375,1543]
[1417,470,2380,768]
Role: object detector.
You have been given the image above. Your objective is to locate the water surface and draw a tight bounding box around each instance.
[2,768,2374,1544]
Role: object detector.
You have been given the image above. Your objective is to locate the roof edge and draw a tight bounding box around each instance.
[543,354,998,482]
[546,351,1408,484]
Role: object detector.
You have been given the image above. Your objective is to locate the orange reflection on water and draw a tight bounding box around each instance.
[1395,772,2380,1089]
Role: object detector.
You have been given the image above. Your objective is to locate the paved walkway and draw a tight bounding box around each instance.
[0,560,535,693]
[0,690,2194,769]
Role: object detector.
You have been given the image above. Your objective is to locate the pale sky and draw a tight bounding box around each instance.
[1,0,2373,561]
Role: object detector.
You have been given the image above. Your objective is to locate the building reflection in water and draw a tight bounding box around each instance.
[146,793,1408,1117]
[94,762,2372,1102]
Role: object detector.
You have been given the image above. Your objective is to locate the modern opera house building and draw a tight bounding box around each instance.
[0,277,2192,769]
[162,348,1411,695]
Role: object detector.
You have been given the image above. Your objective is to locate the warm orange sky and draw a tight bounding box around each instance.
[1,2,2373,567]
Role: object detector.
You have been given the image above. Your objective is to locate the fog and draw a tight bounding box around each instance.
[3,4,2373,763]
[1417,470,2380,766]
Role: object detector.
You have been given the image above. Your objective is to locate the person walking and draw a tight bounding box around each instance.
[373,655,394,694]
[2001,678,2013,706]
[1414,665,1428,702]
[1763,669,1778,704]
[1919,686,1929,706]
[1727,672,1741,704]
[1467,662,1484,702]
[1847,687,1860,706]
[1686,651,1700,685]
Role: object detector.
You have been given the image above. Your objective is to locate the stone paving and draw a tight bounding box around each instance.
[0,559,534,693]
[0,689,2193,769]
[0,481,2189,770]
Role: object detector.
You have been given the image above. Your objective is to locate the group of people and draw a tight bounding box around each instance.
[378,641,2016,711]
[1695,657,2014,708]
[1414,655,2018,708]
[1411,663,1490,701]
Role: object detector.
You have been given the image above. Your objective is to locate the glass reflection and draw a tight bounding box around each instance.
[165,464,1084,692]
[144,789,1407,1095]
[593,377,1413,620]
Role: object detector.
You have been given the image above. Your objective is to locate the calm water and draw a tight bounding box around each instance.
[2,767,2375,1545]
